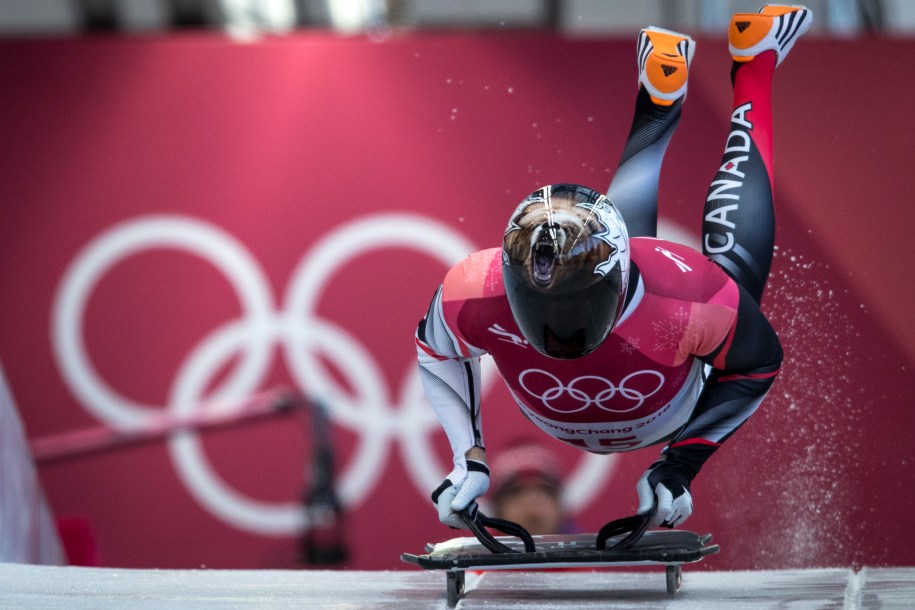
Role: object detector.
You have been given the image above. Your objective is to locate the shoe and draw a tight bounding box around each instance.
[729,4,812,65]
[637,26,695,106]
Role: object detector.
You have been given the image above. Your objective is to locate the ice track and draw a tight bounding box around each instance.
[0,563,913,608]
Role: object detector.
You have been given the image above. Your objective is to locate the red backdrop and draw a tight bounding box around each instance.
[1,32,913,571]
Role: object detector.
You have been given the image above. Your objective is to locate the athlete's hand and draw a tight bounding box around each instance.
[431,459,490,529]
[636,460,693,528]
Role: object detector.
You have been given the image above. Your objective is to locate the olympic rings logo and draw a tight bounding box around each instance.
[518,369,665,414]
[51,213,617,536]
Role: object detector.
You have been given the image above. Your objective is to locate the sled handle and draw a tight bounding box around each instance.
[595,503,657,551]
[460,507,536,554]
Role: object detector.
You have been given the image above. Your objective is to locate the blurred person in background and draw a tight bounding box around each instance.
[488,440,575,535]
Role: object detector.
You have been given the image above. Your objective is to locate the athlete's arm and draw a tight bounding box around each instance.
[416,286,490,527]
[416,286,485,461]
[640,282,782,526]
[671,283,782,467]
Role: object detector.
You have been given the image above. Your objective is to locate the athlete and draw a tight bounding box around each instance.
[416,5,811,532]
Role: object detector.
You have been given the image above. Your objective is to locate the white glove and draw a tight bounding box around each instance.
[431,459,490,529]
[636,461,693,528]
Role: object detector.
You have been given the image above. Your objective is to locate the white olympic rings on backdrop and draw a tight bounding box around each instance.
[52,214,615,536]
[519,369,664,414]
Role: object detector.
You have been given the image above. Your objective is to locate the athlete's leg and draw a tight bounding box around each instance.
[608,28,694,239]
[702,5,811,303]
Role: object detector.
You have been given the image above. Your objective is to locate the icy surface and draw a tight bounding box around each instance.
[0,563,913,609]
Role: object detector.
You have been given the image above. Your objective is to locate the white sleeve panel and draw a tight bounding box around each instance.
[416,286,487,360]
[416,287,486,478]
[417,356,482,476]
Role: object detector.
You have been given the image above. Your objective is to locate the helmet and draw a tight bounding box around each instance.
[502,184,630,359]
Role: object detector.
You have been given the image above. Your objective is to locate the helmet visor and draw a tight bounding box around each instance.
[503,265,624,359]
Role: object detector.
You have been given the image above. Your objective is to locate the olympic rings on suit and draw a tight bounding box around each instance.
[518,368,665,414]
